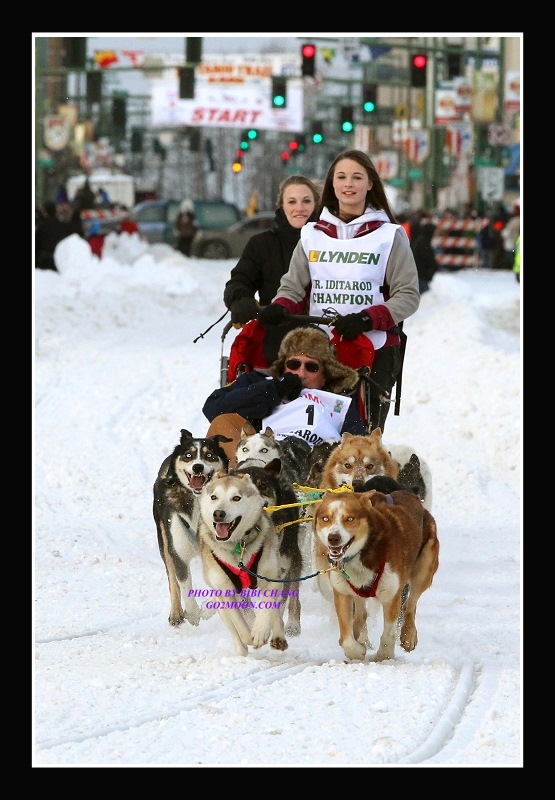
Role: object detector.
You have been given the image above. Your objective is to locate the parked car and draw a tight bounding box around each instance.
[191,212,275,259]
[133,199,242,246]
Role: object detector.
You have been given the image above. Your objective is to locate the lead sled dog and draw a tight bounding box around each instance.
[198,470,289,656]
[153,429,230,626]
[312,487,439,662]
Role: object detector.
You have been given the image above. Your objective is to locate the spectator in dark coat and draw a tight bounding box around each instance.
[223,175,320,364]
[411,221,438,294]
[35,201,72,271]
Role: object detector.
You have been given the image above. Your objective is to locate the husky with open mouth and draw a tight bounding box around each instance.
[312,487,439,662]
[153,429,230,627]
[198,470,289,656]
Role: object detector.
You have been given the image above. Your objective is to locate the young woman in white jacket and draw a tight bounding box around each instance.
[258,149,420,433]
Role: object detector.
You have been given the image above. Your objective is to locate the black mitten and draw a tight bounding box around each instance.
[275,373,302,400]
[230,296,259,324]
[257,304,289,327]
[334,311,373,340]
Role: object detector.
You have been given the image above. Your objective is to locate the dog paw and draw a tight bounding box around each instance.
[342,638,366,661]
[270,636,289,651]
[183,605,202,626]
[168,610,185,626]
[285,621,301,637]
[251,620,272,649]
[400,624,418,652]
[200,605,217,621]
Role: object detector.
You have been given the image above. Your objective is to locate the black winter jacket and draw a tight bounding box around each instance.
[410,222,438,283]
[223,206,317,307]
[202,369,367,436]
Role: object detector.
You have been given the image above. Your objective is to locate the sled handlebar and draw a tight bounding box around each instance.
[286,313,340,327]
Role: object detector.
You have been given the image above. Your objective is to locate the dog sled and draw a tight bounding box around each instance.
[214,310,406,431]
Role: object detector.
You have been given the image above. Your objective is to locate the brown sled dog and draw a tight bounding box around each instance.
[320,429,398,491]
[312,488,439,662]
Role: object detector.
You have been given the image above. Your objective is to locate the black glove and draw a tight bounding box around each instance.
[230,296,259,325]
[275,373,302,400]
[334,311,373,340]
[257,304,289,327]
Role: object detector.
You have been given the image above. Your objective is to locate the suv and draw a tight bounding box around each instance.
[133,199,241,246]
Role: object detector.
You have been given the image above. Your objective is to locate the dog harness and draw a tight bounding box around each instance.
[346,558,386,597]
[213,549,262,593]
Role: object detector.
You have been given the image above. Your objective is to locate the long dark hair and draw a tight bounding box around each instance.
[318,149,398,223]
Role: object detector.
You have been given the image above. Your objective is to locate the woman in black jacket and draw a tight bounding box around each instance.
[223,175,320,364]
[411,221,438,294]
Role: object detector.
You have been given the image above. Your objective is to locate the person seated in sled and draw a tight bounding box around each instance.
[204,326,367,470]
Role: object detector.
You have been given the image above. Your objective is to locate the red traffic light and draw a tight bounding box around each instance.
[412,54,427,68]
[288,140,299,151]
[281,151,290,162]
[301,43,316,77]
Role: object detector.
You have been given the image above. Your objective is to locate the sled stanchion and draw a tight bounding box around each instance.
[220,321,233,387]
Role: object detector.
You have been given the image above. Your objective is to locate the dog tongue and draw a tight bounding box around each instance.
[189,475,206,490]
[215,522,232,540]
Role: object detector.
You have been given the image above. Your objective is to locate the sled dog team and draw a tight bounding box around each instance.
[154,425,439,662]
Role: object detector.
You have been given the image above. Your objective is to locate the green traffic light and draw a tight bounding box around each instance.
[247,129,258,140]
[240,141,249,150]
[273,95,285,107]
[363,100,375,113]
[341,121,354,133]
[312,133,323,144]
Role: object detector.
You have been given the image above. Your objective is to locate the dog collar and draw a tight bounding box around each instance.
[213,549,262,593]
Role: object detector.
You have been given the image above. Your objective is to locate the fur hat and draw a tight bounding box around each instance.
[271,326,359,395]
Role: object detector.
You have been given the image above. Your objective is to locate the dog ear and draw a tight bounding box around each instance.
[263,458,282,476]
[180,429,193,444]
[210,434,233,445]
[369,427,383,442]
[263,426,275,437]
[241,421,257,437]
[341,431,353,442]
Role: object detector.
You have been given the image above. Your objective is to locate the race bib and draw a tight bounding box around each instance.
[262,388,351,449]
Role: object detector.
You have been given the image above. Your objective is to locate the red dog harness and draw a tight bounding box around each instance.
[213,549,262,594]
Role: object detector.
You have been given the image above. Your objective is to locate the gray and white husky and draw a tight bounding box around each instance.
[198,470,289,656]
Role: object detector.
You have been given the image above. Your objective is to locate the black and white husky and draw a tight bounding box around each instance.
[198,470,289,656]
[153,429,230,627]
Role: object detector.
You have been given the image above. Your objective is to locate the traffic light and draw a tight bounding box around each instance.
[410,53,428,88]
[239,131,251,152]
[186,37,202,64]
[64,37,86,69]
[271,76,287,108]
[179,66,195,99]
[301,43,316,77]
[340,105,354,133]
[112,96,127,130]
[362,83,377,115]
[311,121,324,144]
[246,128,258,141]
[447,53,462,79]
[131,128,143,153]
[232,151,243,173]
[86,71,102,104]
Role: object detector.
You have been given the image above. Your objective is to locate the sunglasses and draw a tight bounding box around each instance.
[285,358,321,373]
